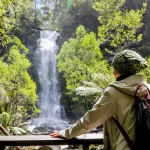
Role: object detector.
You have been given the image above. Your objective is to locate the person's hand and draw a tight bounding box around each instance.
[50,131,60,138]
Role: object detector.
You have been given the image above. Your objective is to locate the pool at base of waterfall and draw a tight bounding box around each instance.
[28,118,70,134]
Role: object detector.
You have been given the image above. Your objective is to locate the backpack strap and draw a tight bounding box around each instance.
[135,83,150,108]
[112,117,134,150]
[134,83,150,97]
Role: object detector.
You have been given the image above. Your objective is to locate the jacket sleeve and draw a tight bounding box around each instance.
[59,86,115,139]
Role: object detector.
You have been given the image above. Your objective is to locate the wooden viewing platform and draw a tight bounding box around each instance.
[0,134,103,150]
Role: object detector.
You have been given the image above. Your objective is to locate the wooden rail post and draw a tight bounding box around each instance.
[83,144,90,150]
[0,124,22,150]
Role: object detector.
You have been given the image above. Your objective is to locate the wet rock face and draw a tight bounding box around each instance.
[32,126,55,135]
[28,118,70,135]
[31,121,103,135]
[32,127,49,134]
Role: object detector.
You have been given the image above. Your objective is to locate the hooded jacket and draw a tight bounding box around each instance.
[59,74,150,150]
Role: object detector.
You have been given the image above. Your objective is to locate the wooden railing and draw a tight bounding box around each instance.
[0,134,103,150]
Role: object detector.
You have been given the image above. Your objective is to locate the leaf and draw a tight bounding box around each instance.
[10,127,27,135]
[1,112,10,127]
[93,0,146,51]
[75,86,103,96]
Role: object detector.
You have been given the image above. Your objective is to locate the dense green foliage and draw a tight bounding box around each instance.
[57,0,148,113]
[0,112,27,134]
[0,0,15,47]
[140,57,150,83]
[1,0,150,120]
[0,38,40,125]
[93,0,146,52]
[57,25,114,110]
[0,0,40,131]
[57,26,113,92]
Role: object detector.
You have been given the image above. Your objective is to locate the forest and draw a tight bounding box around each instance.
[0,0,150,137]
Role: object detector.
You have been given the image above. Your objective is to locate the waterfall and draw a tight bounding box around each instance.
[36,31,62,119]
[28,31,69,132]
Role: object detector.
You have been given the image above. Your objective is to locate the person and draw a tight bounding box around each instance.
[50,49,149,150]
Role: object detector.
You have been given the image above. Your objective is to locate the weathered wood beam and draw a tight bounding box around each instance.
[0,134,103,150]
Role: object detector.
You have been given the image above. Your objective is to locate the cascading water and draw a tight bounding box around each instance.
[28,31,69,132]
[37,31,62,119]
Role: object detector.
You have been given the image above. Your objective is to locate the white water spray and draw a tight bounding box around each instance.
[36,31,63,119]
[28,31,69,131]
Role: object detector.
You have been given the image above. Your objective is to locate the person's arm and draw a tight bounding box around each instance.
[51,86,115,139]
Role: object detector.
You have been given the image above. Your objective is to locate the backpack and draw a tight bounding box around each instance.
[134,83,150,150]
[113,83,150,150]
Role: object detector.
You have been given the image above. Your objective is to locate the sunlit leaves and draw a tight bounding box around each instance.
[0,0,32,48]
[140,57,150,83]
[93,0,147,51]
[0,0,15,46]
[0,38,39,124]
[0,112,11,131]
[57,25,112,94]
